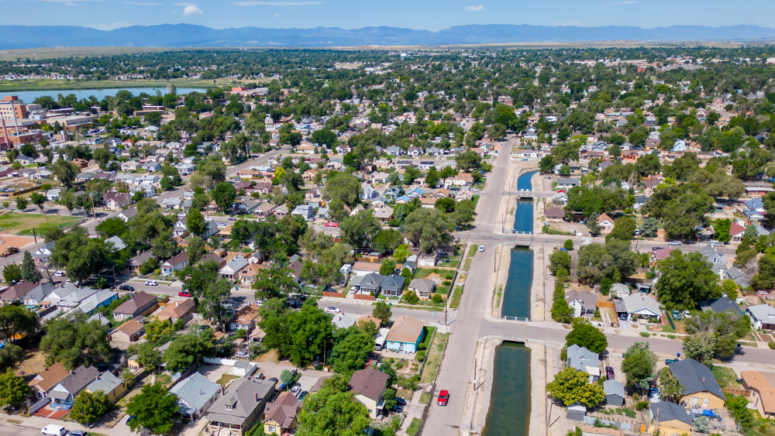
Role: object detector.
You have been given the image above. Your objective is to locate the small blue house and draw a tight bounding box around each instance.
[385,315,425,353]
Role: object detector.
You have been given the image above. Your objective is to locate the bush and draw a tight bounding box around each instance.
[632,393,639,401]
[667,334,677,339]
[415,351,425,362]
[640,332,651,337]
[769,342,775,350]
[442,280,451,286]
[564,239,574,250]
[431,294,443,304]
[636,401,649,411]
[403,291,420,305]
[418,343,427,351]
[388,219,401,227]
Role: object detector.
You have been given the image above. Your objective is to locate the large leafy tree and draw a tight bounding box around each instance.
[565,319,607,354]
[162,329,215,374]
[0,304,38,340]
[576,240,639,285]
[125,383,179,435]
[0,370,30,408]
[330,327,376,375]
[70,390,111,425]
[372,301,391,327]
[296,387,371,436]
[403,208,454,254]
[545,367,605,408]
[210,182,237,212]
[20,251,42,283]
[324,171,362,207]
[260,304,333,367]
[182,260,233,331]
[655,251,722,310]
[253,266,299,301]
[40,312,111,369]
[621,342,657,390]
[683,311,749,362]
[51,159,81,188]
[339,210,381,249]
[186,208,206,235]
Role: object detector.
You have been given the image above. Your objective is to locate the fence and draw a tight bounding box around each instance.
[597,301,615,309]
[322,291,345,298]
[29,397,51,415]
[354,294,375,301]
[722,387,751,397]
[501,316,531,322]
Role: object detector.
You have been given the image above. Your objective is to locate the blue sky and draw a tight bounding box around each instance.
[1,0,773,31]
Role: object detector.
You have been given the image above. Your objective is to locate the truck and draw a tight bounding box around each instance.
[0,246,18,257]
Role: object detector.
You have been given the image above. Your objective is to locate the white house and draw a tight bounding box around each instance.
[161,252,189,276]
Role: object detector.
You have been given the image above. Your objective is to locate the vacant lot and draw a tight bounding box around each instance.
[0,212,81,235]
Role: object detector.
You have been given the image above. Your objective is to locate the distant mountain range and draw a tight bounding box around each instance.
[2,24,775,49]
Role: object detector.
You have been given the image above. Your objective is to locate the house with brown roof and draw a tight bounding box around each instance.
[103,192,131,211]
[352,261,382,276]
[545,207,565,222]
[229,304,260,333]
[349,368,389,418]
[385,315,425,353]
[741,371,775,417]
[156,299,196,323]
[109,319,145,342]
[161,252,189,276]
[597,213,615,234]
[113,291,158,321]
[128,250,157,273]
[255,202,276,217]
[237,263,264,284]
[0,282,39,304]
[199,252,227,269]
[262,391,303,435]
[29,362,69,400]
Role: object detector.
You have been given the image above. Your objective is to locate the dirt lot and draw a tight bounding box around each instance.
[0,235,35,253]
[14,346,46,378]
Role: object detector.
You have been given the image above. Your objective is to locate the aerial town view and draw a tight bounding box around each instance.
[1,2,775,436]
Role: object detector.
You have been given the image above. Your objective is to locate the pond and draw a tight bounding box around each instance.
[482,342,532,436]
[6,87,207,103]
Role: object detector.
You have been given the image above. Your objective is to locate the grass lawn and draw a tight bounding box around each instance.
[712,366,742,388]
[406,418,423,436]
[421,333,449,384]
[450,286,464,309]
[155,374,172,386]
[0,212,81,235]
[217,374,240,386]
[435,284,450,295]
[419,391,431,405]
[463,244,478,270]
[414,268,432,279]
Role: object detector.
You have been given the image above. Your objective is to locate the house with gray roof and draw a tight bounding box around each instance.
[380,274,406,297]
[603,379,625,406]
[668,359,725,408]
[699,296,743,317]
[617,294,661,321]
[129,250,157,273]
[77,290,118,314]
[565,290,597,318]
[359,273,385,296]
[205,377,276,436]
[331,312,361,329]
[747,304,775,330]
[117,207,138,223]
[105,236,126,251]
[648,401,692,435]
[220,255,249,279]
[85,371,126,403]
[566,345,600,382]
[49,365,100,408]
[56,286,99,310]
[408,278,436,299]
[556,178,581,189]
[170,373,221,419]
[21,282,57,307]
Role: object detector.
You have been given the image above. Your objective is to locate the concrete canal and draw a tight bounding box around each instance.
[502,170,537,319]
[482,342,532,436]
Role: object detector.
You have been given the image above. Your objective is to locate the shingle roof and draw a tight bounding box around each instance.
[603,379,625,398]
[170,373,220,413]
[205,377,274,425]
[741,371,775,414]
[0,281,38,301]
[668,359,724,400]
[114,291,157,316]
[408,278,435,293]
[380,274,405,292]
[566,345,599,375]
[386,315,424,344]
[650,401,691,426]
[263,391,302,428]
[29,362,69,391]
[59,366,100,395]
[349,369,388,402]
[360,272,385,291]
[699,296,743,316]
[86,371,122,395]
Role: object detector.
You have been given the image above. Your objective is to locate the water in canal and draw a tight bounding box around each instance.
[482,342,532,436]
[513,171,537,234]
[7,87,207,103]
[501,247,534,319]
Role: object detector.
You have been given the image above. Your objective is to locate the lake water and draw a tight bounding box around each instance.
[5,87,207,103]
[482,342,532,436]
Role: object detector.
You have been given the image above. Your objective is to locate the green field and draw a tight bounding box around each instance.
[0,212,81,235]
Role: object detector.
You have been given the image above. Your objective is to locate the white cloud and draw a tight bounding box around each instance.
[606,0,637,4]
[275,12,279,15]
[234,1,323,6]
[182,4,202,14]
[464,5,484,11]
[87,22,133,30]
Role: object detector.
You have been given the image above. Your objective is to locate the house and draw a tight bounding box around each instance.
[33,241,56,264]
[109,319,145,342]
[349,369,389,419]
[290,204,315,220]
[331,312,361,329]
[699,296,743,317]
[156,299,196,324]
[29,362,69,400]
[85,371,128,403]
[255,202,276,217]
[556,178,581,189]
[565,290,597,318]
[616,294,661,321]
[747,304,775,330]
[117,207,138,223]
[352,261,381,276]
[161,252,189,276]
[566,345,600,382]
[46,189,61,202]
[0,281,39,304]
[170,373,221,419]
[113,291,158,321]
[56,286,99,311]
[103,192,130,211]
[417,252,439,267]
[49,365,100,409]
[610,283,630,298]
[143,162,162,172]
[386,315,425,353]
[205,377,276,436]
[380,274,406,297]
[121,161,141,171]
[648,402,692,436]
[359,273,385,296]
[596,213,615,234]
[545,208,565,222]
[372,206,394,222]
[668,359,725,409]
[77,290,118,314]
[22,282,57,307]
[229,304,260,333]
[105,236,126,251]
[128,250,157,273]
[237,264,263,284]
[220,255,249,279]
[741,371,775,417]
[603,379,625,407]
[408,278,436,300]
[262,391,303,435]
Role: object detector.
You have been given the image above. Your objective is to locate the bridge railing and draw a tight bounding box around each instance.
[502,316,531,322]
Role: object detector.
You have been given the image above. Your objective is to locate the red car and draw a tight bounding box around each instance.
[324,222,339,227]
[437,390,450,406]
[178,291,191,297]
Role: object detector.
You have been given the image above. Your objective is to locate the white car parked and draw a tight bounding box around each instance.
[324,307,340,314]
[144,280,158,286]
[479,245,485,252]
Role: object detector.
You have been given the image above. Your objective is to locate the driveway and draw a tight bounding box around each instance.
[197,364,233,383]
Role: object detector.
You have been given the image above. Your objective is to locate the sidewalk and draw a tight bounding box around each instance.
[0,411,136,436]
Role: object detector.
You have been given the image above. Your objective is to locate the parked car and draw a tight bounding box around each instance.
[437,390,450,406]
[649,387,661,403]
[478,246,485,252]
[291,384,301,395]
[119,285,134,291]
[665,359,679,365]
[41,425,67,436]
[144,281,158,286]
[605,366,615,379]
[68,431,86,436]
[298,391,308,401]
[671,310,682,320]
[324,222,339,227]
[324,307,340,314]
[178,291,191,297]
[667,241,682,246]
[652,246,664,251]
[396,397,406,406]
[710,241,723,247]
[54,271,65,277]
[393,405,404,413]
[682,310,691,318]
[268,377,278,383]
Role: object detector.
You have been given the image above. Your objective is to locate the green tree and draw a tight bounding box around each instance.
[186,207,206,235]
[252,266,299,301]
[339,210,381,248]
[125,383,179,435]
[211,182,237,213]
[296,387,371,436]
[95,217,127,238]
[2,264,21,283]
[280,369,294,387]
[30,192,46,218]
[70,390,112,425]
[586,213,601,236]
[15,196,28,212]
[657,367,685,403]
[576,240,639,285]
[455,150,482,171]
[545,367,606,408]
[640,217,659,238]
[162,330,214,374]
[621,342,657,390]
[403,208,453,254]
[20,251,42,283]
[379,259,396,276]
[330,327,375,374]
[565,319,608,354]
[186,236,206,264]
[324,172,362,207]
[655,251,722,309]
[51,159,81,188]
[393,244,411,263]
[549,250,572,276]
[0,370,30,408]
[726,393,755,429]
[607,216,636,241]
[40,312,111,369]
[713,219,732,243]
[452,199,476,228]
[260,304,333,367]
[564,240,574,251]
[0,343,24,371]
[372,301,392,327]
[126,342,161,371]
[0,304,38,340]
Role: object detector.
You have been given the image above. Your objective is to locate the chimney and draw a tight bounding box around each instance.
[702,378,706,382]
[176,302,179,307]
